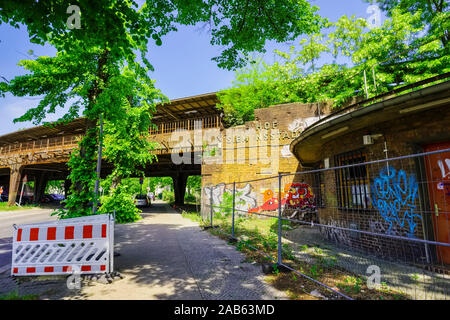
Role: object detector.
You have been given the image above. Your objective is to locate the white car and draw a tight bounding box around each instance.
[134,194,150,207]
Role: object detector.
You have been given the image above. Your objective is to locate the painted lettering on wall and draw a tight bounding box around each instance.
[371,167,421,238]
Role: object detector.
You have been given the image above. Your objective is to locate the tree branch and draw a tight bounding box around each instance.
[256,0,284,39]
[237,0,250,34]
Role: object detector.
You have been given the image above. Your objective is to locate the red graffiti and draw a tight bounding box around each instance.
[285,183,315,209]
[249,183,315,214]
[249,198,287,214]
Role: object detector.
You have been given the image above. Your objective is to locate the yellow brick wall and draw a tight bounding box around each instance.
[200,102,330,215]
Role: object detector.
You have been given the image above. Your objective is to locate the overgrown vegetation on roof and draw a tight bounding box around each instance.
[217,5,449,126]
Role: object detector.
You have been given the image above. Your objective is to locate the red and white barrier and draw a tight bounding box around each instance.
[11,214,115,276]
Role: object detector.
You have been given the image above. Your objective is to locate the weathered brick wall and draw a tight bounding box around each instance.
[201,102,330,217]
[198,97,449,263]
[315,104,450,262]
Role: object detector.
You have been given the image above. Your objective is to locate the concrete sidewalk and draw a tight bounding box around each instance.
[0,202,285,300]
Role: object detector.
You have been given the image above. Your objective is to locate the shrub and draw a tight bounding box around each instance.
[184,193,197,204]
[99,185,141,223]
[162,190,175,203]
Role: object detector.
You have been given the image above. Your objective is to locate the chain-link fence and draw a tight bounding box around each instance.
[203,148,450,300]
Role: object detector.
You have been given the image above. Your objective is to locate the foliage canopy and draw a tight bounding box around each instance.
[0,1,324,220]
[217,7,449,126]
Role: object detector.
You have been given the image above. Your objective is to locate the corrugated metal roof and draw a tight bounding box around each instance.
[0,92,221,145]
[152,92,220,122]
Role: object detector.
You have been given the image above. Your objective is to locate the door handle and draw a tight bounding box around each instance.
[435,203,439,217]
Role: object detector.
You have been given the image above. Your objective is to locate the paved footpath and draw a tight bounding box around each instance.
[0,202,286,300]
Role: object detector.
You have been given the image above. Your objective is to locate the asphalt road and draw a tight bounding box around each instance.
[0,208,56,271]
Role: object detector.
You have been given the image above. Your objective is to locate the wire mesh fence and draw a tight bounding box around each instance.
[202,148,450,300]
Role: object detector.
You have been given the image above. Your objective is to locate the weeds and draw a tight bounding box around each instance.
[272,264,280,276]
[337,276,364,294]
[309,265,323,279]
[0,290,39,300]
[181,210,202,222]
[0,203,36,211]
[183,209,409,300]
[299,244,309,251]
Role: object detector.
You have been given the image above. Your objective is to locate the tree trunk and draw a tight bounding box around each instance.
[111,175,122,190]
[66,49,110,215]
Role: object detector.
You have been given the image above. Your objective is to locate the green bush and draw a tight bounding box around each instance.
[99,185,141,223]
[184,193,198,204]
[162,190,175,203]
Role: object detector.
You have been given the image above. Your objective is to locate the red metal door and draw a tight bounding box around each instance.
[424,141,450,265]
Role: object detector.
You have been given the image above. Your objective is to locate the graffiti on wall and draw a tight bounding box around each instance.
[437,158,450,196]
[287,117,319,134]
[320,219,354,246]
[369,219,402,238]
[371,166,422,238]
[249,183,315,214]
[205,182,315,215]
[285,183,315,209]
[437,158,450,179]
[204,183,257,214]
[281,117,320,158]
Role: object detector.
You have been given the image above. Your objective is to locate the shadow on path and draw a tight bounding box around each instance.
[0,202,285,300]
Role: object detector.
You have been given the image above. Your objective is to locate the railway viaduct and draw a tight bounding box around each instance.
[0,92,222,206]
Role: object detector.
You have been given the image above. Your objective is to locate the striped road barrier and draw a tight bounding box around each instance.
[11,213,115,276]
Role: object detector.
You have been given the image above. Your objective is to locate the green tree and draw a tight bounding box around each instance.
[365,0,449,46]
[148,177,173,194]
[0,1,323,219]
[218,9,449,126]
[0,0,324,70]
[186,176,201,194]
[351,8,449,87]
[185,175,201,203]
[327,15,367,62]
[296,33,329,73]
[100,69,164,187]
[95,69,166,220]
[0,0,159,216]
[45,180,64,194]
[98,184,142,224]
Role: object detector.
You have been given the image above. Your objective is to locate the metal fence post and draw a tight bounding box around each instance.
[93,113,103,214]
[231,181,236,239]
[110,209,115,273]
[364,69,369,99]
[210,187,213,228]
[277,173,282,265]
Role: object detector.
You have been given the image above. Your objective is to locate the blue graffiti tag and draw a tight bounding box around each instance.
[371,166,421,238]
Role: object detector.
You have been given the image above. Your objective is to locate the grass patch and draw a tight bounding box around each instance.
[181,210,203,222]
[0,202,37,211]
[187,210,409,300]
[0,290,39,300]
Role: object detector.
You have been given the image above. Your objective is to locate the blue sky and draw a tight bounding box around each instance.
[0,0,380,135]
